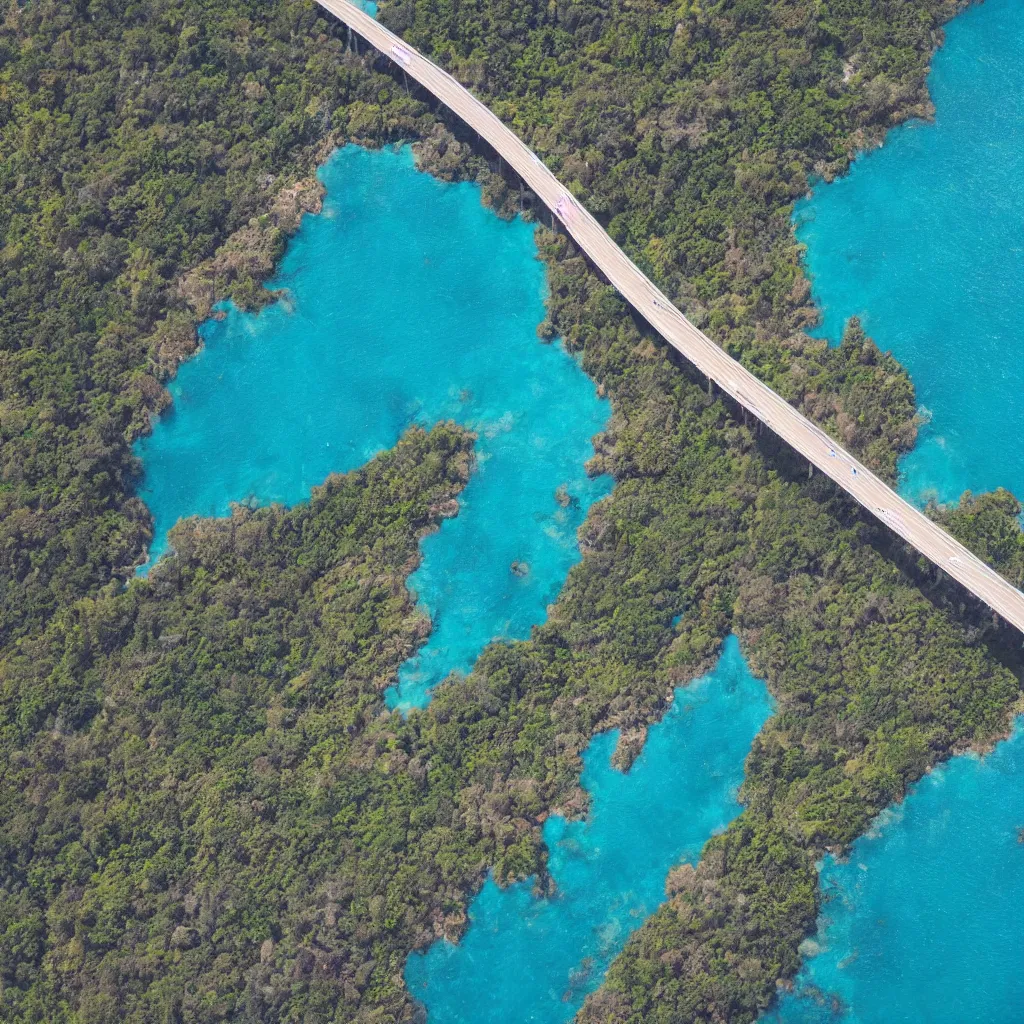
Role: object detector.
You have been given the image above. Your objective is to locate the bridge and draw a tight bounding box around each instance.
[315,0,1024,635]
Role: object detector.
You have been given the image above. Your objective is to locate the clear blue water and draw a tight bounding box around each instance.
[793,0,1024,506]
[768,718,1024,1024]
[776,5,1024,1018]
[135,144,610,709]
[405,635,775,1024]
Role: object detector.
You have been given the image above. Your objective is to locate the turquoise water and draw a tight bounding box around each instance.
[782,7,1024,1013]
[405,635,775,1024]
[793,0,1024,506]
[768,718,1024,1024]
[769,6,1024,1017]
[135,145,610,709]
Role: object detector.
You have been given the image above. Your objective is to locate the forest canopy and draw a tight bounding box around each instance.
[1,0,1022,1022]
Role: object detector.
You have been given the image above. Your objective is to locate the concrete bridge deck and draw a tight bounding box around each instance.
[315,0,1024,635]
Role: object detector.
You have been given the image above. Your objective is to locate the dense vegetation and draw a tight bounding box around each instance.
[0,0,438,646]
[2,0,1023,1022]
[377,0,1024,1019]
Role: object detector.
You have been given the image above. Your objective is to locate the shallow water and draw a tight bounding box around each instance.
[774,4,1024,1017]
[405,635,774,1024]
[136,145,610,709]
[768,718,1024,1024]
[793,0,1024,506]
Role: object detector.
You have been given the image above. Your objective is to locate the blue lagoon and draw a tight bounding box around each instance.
[769,720,1024,1024]
[406,636,774,1024]
[794,0,1024,506]
[136,145,610,710]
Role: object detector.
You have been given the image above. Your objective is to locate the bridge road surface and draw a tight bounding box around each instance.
[315,0,1024,635]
